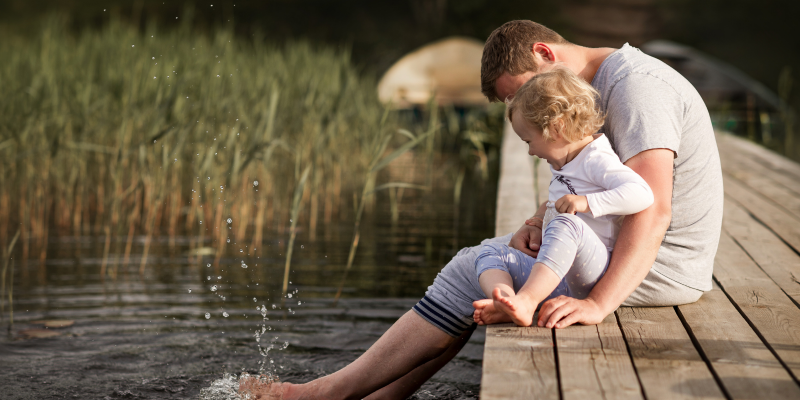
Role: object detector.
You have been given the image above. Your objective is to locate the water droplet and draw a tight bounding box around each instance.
[253,298,257,302]
[254,180,259,186]
[220,185,224,190]
[217,276,222,280]
[298,301,301,305]
[223,312,229,317]
[131,44,135,47]
[226,218,232,224]
[271,304,276,309]
[207,276,211,280]
[301,245,304,249]
[188,289,192,293]
[152,57,155,60]
[226,238,230,243]
[207,263,211,268]
[211,285,218,291]
[205,313,210,319]
[241,262,248,268]
[287,293,292,298]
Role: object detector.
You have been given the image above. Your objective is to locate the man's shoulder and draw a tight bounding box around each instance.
[593,44,691,99]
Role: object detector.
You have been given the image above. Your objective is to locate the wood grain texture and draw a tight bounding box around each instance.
[482,323,559,400]
[722,198,800,302]
[718,136,800,201]
[717,133,800,184]
[678,282,800,399]
[721,157,800,220]
[495,119,539,237]
[722,174,800,253]
[555,313,643,400]
[616,307,725,399]
[714,231,800,381]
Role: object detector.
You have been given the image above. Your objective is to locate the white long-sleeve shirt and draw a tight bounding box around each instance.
[544,134,654,251]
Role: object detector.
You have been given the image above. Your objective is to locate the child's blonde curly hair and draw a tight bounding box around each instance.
[507,68,605,143]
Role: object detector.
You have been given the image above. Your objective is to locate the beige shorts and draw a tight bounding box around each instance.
[621,268,704,307]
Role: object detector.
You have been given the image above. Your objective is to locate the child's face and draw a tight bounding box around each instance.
[511,110,561,163]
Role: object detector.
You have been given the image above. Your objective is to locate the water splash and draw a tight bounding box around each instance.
[200,373,278,400]
[198,373,240,400]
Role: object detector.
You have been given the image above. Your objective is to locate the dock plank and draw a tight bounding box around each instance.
[481,323,559,400]
[721,162,800,220]
[555,313,643,400]
[718,137,800,199]
[677,281,800,399]
[717,133,800,183]
[616,307,724,399]
[722,198,800,302]
[713,231,800,380]
[722,175,800,253]
[495,119,539,237]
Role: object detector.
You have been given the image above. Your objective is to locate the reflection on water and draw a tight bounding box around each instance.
[0,174,495,399]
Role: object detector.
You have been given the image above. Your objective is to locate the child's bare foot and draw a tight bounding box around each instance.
[238,374,288,400]
[492,287,537,327]
[472,298,513,325]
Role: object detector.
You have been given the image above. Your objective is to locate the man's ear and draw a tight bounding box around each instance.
[532,43,556,63]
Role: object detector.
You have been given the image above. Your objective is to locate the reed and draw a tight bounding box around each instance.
[1,230,21,330]
[0,16,396,275]
[332,122,432,306]
[0,15,505,303]
[779,67,796,159]
[280,165,311,307]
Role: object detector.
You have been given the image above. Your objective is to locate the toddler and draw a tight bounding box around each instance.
[473,68,654,327]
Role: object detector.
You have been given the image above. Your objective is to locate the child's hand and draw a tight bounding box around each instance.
[555,195,589,214]
[525,216,544,227]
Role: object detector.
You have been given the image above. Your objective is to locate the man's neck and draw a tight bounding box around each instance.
[558,45,617,83]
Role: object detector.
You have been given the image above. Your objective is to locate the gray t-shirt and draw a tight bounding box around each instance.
[591,43,723,291]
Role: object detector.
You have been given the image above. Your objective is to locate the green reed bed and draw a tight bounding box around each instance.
[0,17,503,311]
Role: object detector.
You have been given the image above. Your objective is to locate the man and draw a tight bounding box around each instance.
[241,20,722,400]
[478,20,722,329]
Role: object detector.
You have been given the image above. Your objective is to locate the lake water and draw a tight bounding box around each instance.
[0,172,497,399]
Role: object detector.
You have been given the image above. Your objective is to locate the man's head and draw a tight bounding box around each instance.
[481,20,570,102]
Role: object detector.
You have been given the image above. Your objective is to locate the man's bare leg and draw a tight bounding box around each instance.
[242,310,458,400]
[363,326,475,400]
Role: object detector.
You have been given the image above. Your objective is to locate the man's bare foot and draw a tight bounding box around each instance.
[472,298,513,325]
[492,287,537,327]
[238,374,288,400]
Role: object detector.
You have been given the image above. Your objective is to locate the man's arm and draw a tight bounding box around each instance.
[536,148,674,328]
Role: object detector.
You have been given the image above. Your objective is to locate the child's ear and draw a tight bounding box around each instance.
[549,119,565,141]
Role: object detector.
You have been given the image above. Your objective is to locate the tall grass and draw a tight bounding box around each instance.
[0,16,505,305]
[0,16,402,272]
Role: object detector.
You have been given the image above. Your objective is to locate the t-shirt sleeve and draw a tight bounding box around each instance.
[605,73,683,163]
[584,151,654,217]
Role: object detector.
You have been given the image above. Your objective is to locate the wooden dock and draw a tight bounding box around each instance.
[485,121,800,399]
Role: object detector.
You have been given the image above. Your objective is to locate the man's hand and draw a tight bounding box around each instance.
[537,296,606,328]
[554,194,589,214]
[508,223,543,258]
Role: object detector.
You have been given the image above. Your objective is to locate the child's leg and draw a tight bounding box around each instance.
[473,243,538,324]
[494,214,610,326]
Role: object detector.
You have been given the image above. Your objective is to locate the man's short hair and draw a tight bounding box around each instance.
[481,20,570,102]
